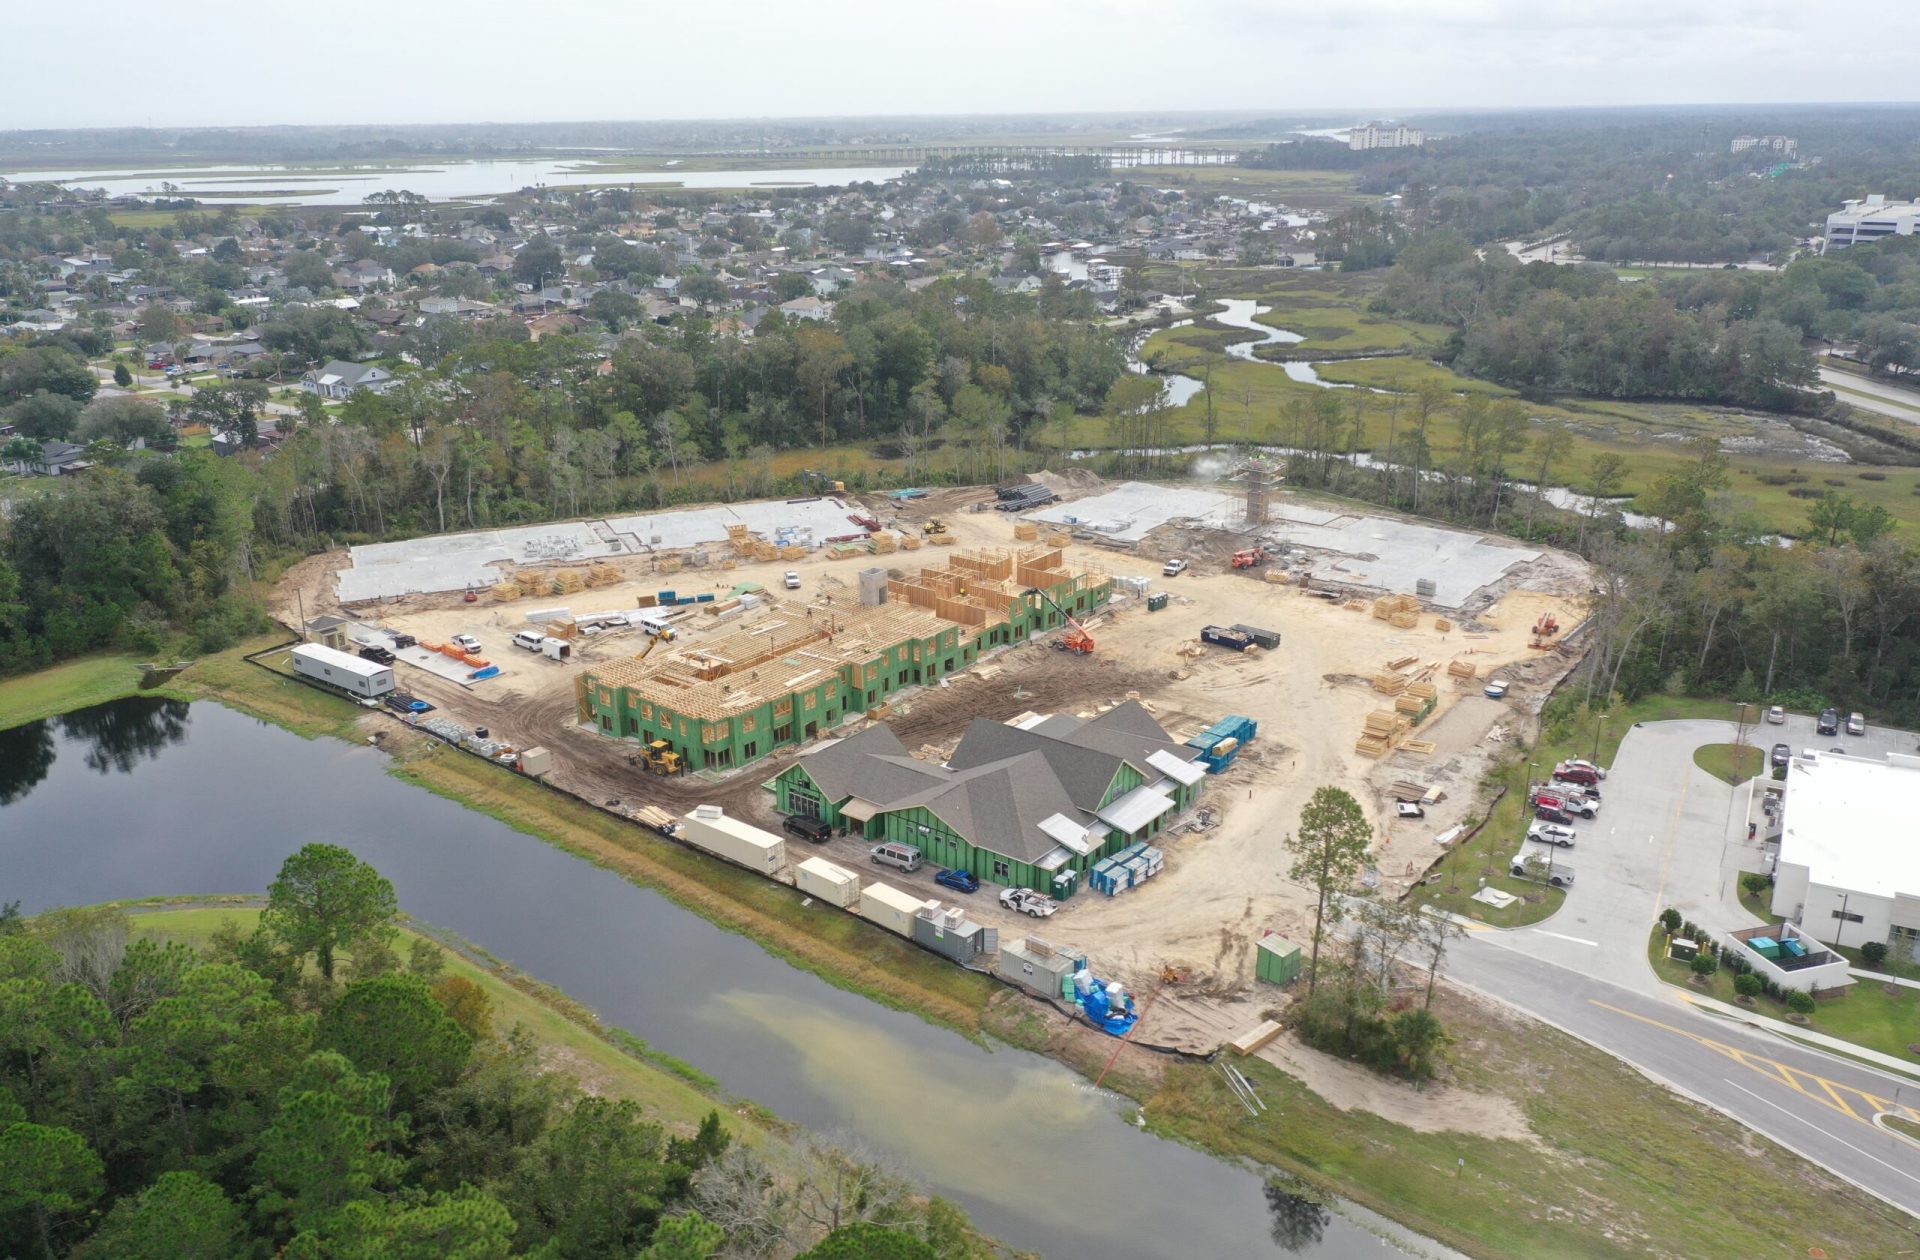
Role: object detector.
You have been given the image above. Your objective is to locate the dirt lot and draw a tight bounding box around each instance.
[277,475,1591,1036]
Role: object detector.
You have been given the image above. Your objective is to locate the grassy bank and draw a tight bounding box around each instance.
[0,654,154,731]
[1693,742,1763,784]
[1134,990,1919,1260]
[122,901,758,1132]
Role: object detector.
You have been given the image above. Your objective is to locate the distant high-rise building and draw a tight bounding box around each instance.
[1348,123,1424,152]
[1824,195,1920,251]
[1732,134,1798,158]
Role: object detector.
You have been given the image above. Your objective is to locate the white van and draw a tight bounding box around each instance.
[870,842,922,873]
[784,571,802,589]
[512,630,545,652]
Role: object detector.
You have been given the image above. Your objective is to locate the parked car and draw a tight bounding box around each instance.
[870,842,922,872]
[1395,801,1425,819]
[1816,707,1840,736]
[1770,742,1791,768]
[1829,747,1848,755]
[1483,679,1510,700]
[1534,805,1575,826]
[1559,758,1607,779]
[934,868,980,894]
[1527,822,1578,848]
[452,634,482,653]
[1511,858,1575,888]
[999,887,1058,917]
[1765,704,1785,725]
[357,645,395,665]
[784,571,801,589]
[1846,712,1865,736]
[1551,762,1603,787]
[1162,558,1188,577]
[1533,790,1598,819]
[390,633,417,650]
[783,815,833,844]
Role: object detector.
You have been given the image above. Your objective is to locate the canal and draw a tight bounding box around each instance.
[0,697,1437,1260]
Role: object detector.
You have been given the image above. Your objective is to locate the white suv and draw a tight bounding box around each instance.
[1527,822,1577,848]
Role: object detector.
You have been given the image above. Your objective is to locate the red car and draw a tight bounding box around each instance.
[1552,762,1604,787]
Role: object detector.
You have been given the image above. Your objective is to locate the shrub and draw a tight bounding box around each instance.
[1786,990,1816,1016]
[1823,478,1846,487]
[1734,973,1762,998]
[1786,487,1825,500]
[1860,941,1889,969]
[1690,951,1718,977]
[1857,471,1887,481]
[1660,908,1682,932]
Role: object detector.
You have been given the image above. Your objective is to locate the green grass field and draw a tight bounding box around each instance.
[0,654,153,731]
[1124,166,1366,209]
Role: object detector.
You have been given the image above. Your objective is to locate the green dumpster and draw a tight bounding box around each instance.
[1256,934,1302,986]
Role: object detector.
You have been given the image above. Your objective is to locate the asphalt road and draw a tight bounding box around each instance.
[1451,715,1920,1218]
[1450,935,1920,1217]
[1819,367,1920,425]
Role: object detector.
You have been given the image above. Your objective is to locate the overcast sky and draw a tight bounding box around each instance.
[8,0,1918,129]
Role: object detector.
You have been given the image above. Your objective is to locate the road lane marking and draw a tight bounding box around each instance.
[1725,1081,1920,1190]
[1652,768,1694,906]
[1534,930,1599,947]
[1589,1000,1920,1131]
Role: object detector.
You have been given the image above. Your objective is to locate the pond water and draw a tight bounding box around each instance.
[0,698,1436,1260]
[6,158,915,205]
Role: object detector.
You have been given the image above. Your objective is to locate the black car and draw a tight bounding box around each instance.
[782,815,833,843]
[359,645,395,665]
[1816,708,1840,736]
[1770,742,1791,768]
[390,633,418,650]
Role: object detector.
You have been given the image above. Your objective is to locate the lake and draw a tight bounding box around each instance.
[5,157,916,205]
[0,697,1435,1260]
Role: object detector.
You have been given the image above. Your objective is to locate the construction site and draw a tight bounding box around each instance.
[275,461,1592,1051]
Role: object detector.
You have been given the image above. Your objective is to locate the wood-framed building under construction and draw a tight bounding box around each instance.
[577,547,1111,771]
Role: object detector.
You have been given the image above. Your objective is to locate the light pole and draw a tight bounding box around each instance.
[1591,711,1610,763]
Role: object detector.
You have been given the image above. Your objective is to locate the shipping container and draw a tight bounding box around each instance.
[796,856,861,908]
[291,643,395,698]
[678,804,786,875]
[859,881,930,937]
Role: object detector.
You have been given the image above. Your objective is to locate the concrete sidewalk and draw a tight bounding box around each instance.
[1681,989,1920,1082]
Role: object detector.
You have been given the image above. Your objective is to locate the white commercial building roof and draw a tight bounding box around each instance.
[1779,751,1920,898]
[1146,748,1207,786]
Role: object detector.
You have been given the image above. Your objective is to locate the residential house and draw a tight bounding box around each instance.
[23,440,90,477]
[301,360,397,400]
[778,295,832,322]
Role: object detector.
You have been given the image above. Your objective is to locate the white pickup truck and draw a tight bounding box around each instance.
[999,888,1058,918]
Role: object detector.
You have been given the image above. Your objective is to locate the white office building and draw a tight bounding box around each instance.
[1823,195,1920,251]
[1349,123,1424,152]
[1770,750,1920,961]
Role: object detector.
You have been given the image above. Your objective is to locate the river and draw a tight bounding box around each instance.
[0,697,1437,1260]
[5,158,915,205]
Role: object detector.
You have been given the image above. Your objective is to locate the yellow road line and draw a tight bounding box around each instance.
[1651,761,1693,909]
[1589,1000,1920,1129]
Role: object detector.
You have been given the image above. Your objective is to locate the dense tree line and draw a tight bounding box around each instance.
[1373,236,1817,408]
[0,459,262,673]
[0,845,997,1259]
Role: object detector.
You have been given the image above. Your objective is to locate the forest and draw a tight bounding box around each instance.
[0,845,991,1260]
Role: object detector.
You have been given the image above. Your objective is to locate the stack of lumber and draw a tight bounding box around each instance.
[1408,680,1437,702]
[552,569,586,595]
[1371,672,1408,695]
[1047,532,1072,548]
[1013,522,1039,541]
[491,579,522,601]
[870,531,897,555]
[1446,658,1477,682]
[704,598,742,617]
[900,535,923,551]
[1434,618,1453,632]
[930,534,956,546]
[1356,707,1410,758]
[1389,610,1420,628]
[779,544,806,561]
[1265,569,1289,584]
[657,555,684,575]
[726,523,754,554]
[1386,655,1418,670]
[586,562,621,588]
[1372,593,1420,620]
[1395,693,1427,716]
[751,541,778,562]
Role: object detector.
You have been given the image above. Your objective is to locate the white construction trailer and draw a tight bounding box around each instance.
[291,643,395,699]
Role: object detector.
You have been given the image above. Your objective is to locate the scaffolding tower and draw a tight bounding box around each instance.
[1239,458,1276,526]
